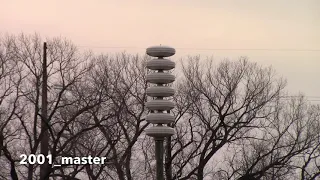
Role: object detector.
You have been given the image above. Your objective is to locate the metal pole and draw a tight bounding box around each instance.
[155,137,164,180]
[40,42,49,180]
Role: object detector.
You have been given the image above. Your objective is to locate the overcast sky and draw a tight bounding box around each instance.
[1,0,319,100]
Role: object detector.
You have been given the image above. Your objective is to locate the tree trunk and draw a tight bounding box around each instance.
[197,166,204,180]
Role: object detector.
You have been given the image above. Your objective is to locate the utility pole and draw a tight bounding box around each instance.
[40,42,49,180]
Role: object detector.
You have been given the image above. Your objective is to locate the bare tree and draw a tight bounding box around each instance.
[163,57,286,180]
[295,103,320,180]
[0,33,102,179]
[220,96,320,180]
[1,33,319,180]
[80,53,150,180]
[0,34,25,180]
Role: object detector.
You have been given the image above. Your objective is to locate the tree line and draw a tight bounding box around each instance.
[0,33,319,180]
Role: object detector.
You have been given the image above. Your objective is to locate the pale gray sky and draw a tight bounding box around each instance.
[1,0,319,100]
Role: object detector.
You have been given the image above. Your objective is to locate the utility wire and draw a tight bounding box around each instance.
[77,46,320,52]
[76,45,320,101]
[281,96,320,98]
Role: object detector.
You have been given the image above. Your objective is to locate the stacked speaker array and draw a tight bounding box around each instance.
[145,46,176,138]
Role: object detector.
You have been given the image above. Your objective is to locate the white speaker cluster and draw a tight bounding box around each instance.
[145,45,176,138]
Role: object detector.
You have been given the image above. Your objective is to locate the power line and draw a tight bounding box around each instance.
[274,96,320,102]
[173,48,320,52]
[77,46,320,52]
[78,46,141,49]
[281,96,320,98]
[75,45,320,102]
